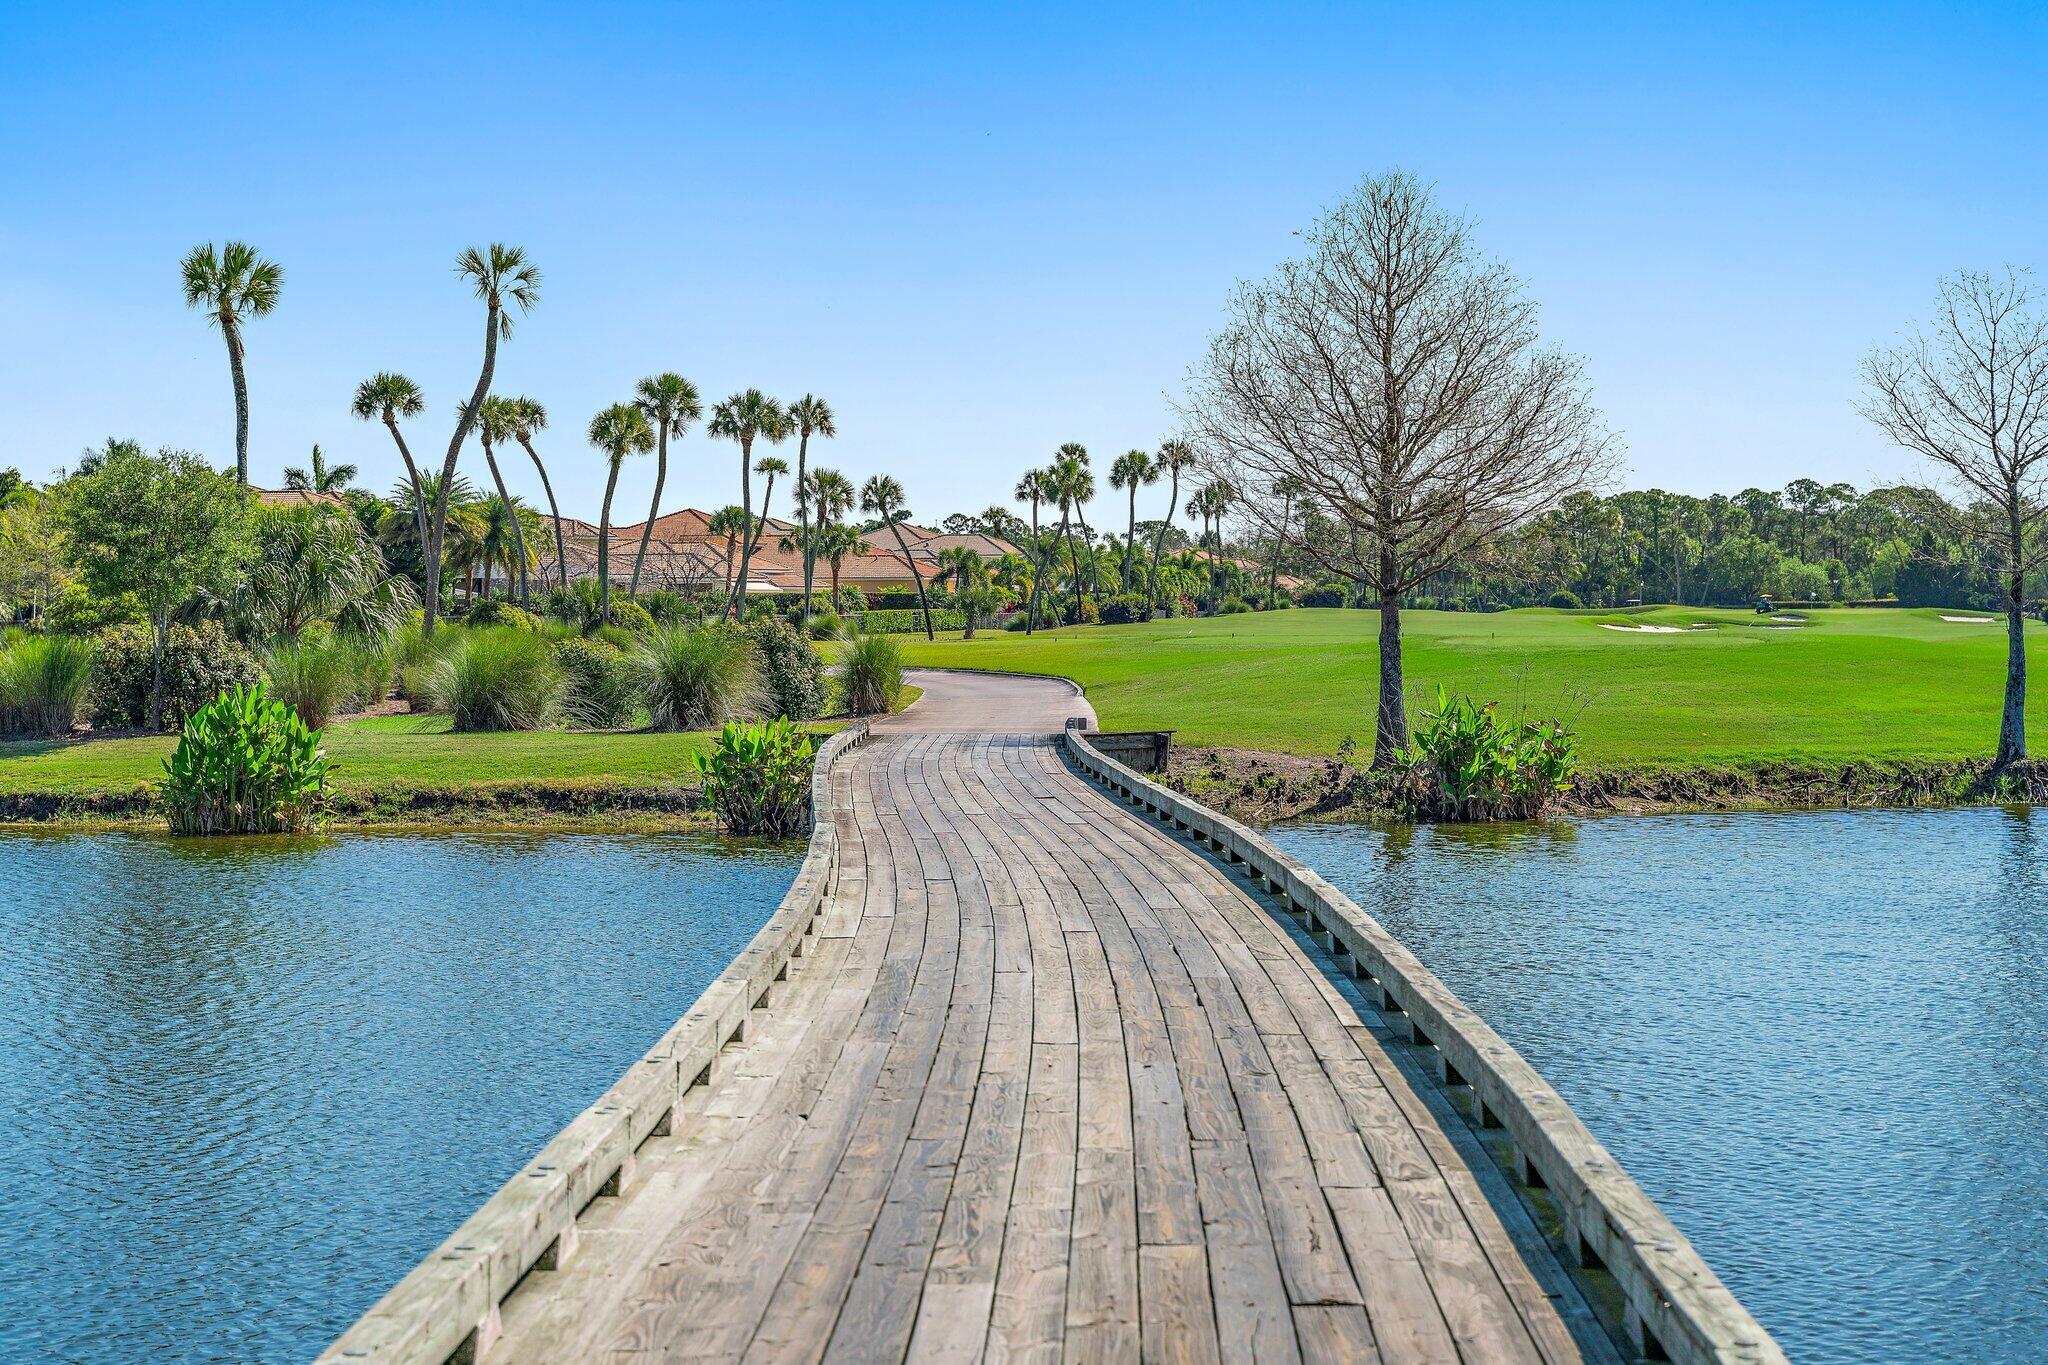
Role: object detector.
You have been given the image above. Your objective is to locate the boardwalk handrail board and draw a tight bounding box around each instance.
[319,722,872,1365]
[1062,722,1786,1365]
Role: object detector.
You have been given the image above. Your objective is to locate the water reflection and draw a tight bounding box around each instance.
[0,828,801,1362]
[1275,805,2048,1364]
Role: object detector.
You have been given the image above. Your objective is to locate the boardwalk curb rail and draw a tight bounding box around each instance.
[318,722,872,1365]
[1063,722,1787,1365]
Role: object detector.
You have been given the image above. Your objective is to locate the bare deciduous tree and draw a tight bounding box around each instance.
[1862,269,2048,767]
[1184,171,1613,766]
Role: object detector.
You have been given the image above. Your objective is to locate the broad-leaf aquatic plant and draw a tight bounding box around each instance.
[161,681,330,834]
[695,718,816,837]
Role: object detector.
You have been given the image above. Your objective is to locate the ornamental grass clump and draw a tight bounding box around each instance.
[161,681,330,834]
[426,627,563,732]
[554,635,639,729]
[262,637,355,729]
[0,633,95,737]
[634,624,761,731]
[695,718,816,837]
[839,632,902,717]
[1398,687,1579,821]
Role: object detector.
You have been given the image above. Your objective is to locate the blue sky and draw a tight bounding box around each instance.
[2,2,2043,522]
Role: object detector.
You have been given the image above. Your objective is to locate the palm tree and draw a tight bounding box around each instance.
[428,244,539,636]
[805,468,858,613]
[181,241,282,486]
[474,396,532,602]
[707,506,749,601]
[862,474,936,640]
[1049,445,1096,622]
[820,521,869,613]
[505,397,570,595]
[587,403,653,624]
[991,552,1030,606]
[1189,479,1232,610]
[745,456,791,562]
[470,495,538,601]
[630,373,702,599]
[352,372,430,557]
[1109,449,1157,597]
[785,395,836,614]
[1267,475,1304,609]
[707,390,790,618]
[380,473,483,597]
[1015,466,1054,634]
[283,444,358,495]
[1149,438,1195,610]
[934,546,995,638]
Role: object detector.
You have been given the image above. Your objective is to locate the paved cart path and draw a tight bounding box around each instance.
[485,670,1585,1363]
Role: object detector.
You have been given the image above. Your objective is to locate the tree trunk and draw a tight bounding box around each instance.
[796,433,816,616]
[428,302,500,636]
[829,558,842,613]
[384,417,431,589]
[1149,470,1179,615]
[598,459,621,624]
[893,523,936,640]
[480,435,528,604]
[1268,495,1291,610]
[1123,488,1137,594]
[517,437,570,597]
[1065,514,1084,623]
[222,313,250,487]
[1373,569,1407,769]
[745,475,777,560]
[730,435,756,619]
[1999,568,2028,767]
[1024,501,1043,635]
[632,427,666,599]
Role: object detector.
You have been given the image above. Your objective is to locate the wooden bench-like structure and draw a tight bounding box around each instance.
[322,723,1781,1364]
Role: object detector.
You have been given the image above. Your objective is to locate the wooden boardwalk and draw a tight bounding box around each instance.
[485,730,1585,1363]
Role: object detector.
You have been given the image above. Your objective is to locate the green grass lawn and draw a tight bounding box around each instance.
[896,606,2048,767]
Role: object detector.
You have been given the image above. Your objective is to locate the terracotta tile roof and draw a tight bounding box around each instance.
[253,487,350,509]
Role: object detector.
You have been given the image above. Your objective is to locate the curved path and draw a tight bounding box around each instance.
[468,671,1593,1362]
[873,667,1096,735]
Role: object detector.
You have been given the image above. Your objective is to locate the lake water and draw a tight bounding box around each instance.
[0,829,802,1362]
[1273,805,2048,1364]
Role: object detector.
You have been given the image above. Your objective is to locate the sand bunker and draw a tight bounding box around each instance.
[1940,614,1998,624]
[1770,614,1807,623]
[1599,623,1711,633]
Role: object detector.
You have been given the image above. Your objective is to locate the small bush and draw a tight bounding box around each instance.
[634,624,760,731]
[639,589,687,625]
[1299,584,1347,608]
[1217,596,1251,615]
[262,638,355,729]
[1397,689,1579,821]
[466,599,541,631]
[426,627,563,732]
[855,608,966,634]
[392,620,460,707]
[606,598,657,635]
[748,615,828,720]
[1002,612,1030,631]
[161,682,330,835]
[695,718,817,837]
[0,634,95,736]
[807,614,844,641]
[554,636,639,729]
[840,633,902,716]
[1067,597,1101,626]
[1546,590,1583,610]
[92,621,261,732]
[1099,594,1149,625]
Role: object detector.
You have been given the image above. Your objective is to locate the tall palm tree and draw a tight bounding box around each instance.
[861,474,935,640]
[181,241,282,486]
[1108,449,1157,596]
[785,395,836,614]
[380,472,483,596]
[1015,467,1054,634]
[745,456,791,562]
[707,506,750,601]
[283,444,357,495]
[587,403,653,624]
[352,372,430,556]
[820,521,869,613]
[933,545,995,638]
[1267,475,1304,609]
[707,390,790,618]
[1149,438,1195,610]
[1048,445,1095,622]
[804,468,857,613]
[1189,479,1232,610]
[427,244,539,636]
[469,495,539,601]
[505,397,570,595]
[630,373,702,599]
[474,396,532,603]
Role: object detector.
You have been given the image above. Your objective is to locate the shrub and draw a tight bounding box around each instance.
[342,639,393,711]
[45,581,139,636]
[161,682,330,835]
[840,632,902,716]
[1002,612,1030,631]
[807,613,845,641]
[855,608,966,634]
[634,624,760,731]
[1218,596,1251,615]
[262,638,355,729]
[1397,688,1579,821]
[91,620,260,732]
[1098,594,1148,625]
[606,598,657,635]
[553,636,639,729]
[426,627,563,732]
[0,634,95,736]
[747,615,828,719]
[1299,584,1347,608]
[1066,598,1101,626]
[639,589,687,625]
[1546,590,1583,610]
[392,620,461,707]
[466,599,541,631]
[694,719,817,837]
[833,587,868,615]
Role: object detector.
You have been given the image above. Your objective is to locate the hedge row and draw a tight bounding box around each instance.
[854,609,967,634]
